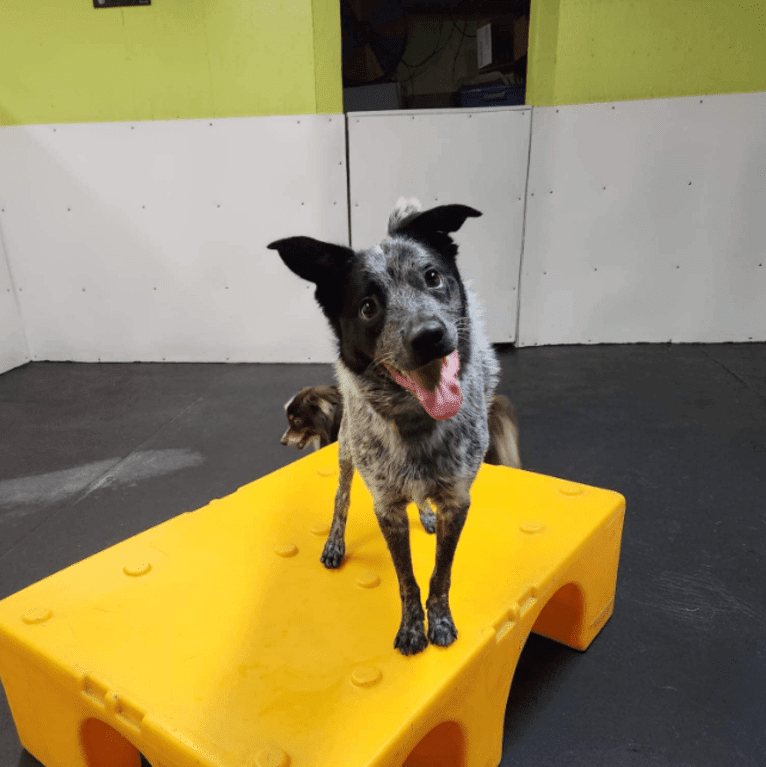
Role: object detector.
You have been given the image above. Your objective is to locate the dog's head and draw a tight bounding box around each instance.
[281,386,340,450]
[268,199,481,421]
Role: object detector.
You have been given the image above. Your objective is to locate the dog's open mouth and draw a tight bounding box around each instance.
[384,350,462,420]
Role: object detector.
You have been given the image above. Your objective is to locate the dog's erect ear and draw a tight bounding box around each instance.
[399,204,482,237]
[394,204,482,263]
[267,237,352,285]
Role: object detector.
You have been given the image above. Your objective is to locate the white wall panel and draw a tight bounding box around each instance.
[0,226,28,374]
[348,107,531,343]
[520,93,766,346]
[0,115,348,362]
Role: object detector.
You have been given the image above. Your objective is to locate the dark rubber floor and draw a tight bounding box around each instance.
[1,344,764,766]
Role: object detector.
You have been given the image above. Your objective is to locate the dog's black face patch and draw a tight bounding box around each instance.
[337,266,389,375]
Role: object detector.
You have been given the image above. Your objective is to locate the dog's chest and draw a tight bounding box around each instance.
[339,374,489,504]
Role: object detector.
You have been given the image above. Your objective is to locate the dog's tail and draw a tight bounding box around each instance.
[388,197,423,235]
[485,394,522,469]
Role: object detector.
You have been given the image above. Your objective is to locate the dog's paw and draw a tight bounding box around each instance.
[394,622,428,656]
[418,505,436,535]
[320,538,345,569]
[427,613,458,647]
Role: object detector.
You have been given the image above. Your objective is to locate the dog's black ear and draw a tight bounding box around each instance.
[396,205,481,263]
[402,204,482,236]
[267,237,352,285]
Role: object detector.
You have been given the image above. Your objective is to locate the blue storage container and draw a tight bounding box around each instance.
[457,83,525,108]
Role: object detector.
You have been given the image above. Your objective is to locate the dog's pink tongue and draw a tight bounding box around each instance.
[392,350,462,420]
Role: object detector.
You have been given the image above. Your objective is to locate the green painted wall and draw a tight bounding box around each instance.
[0,0,342,126]
[527,0,766,106]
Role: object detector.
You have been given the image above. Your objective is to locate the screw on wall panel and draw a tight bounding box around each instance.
[131,126,134,130]
[217,204,221,208]
[688,182,692,185]
[67,208,71,212]
[603,186,606,190]
[153,287,157,291]
[142,205,145,209]
[301,202,304,205]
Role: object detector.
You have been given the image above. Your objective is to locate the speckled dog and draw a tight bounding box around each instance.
[268,198,504,655]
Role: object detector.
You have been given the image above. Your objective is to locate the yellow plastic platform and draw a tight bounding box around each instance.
[0,444,625,767]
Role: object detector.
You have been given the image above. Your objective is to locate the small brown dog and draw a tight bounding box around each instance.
[283,385,521,468]
[281,385,343,452]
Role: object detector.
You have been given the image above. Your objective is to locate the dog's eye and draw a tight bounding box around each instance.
[359,298,377,319]
[425,269,442,288]
[293,418,302,428]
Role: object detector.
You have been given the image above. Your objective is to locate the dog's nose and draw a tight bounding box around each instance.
[408,320,452,364]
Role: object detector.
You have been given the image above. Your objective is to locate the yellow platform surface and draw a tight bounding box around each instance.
[0,444,625,767]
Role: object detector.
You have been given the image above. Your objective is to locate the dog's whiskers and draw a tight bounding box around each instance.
[367,354,397,377]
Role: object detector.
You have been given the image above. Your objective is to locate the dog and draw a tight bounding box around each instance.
[281,383,459,535]
[269,197,516,655]
[282,385,520,468]
[485,394,521,468]
[281,385,343,452]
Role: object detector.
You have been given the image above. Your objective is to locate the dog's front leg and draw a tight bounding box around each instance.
[375,499,428,656]
[320,442,353,569]
[426,487,471,647]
